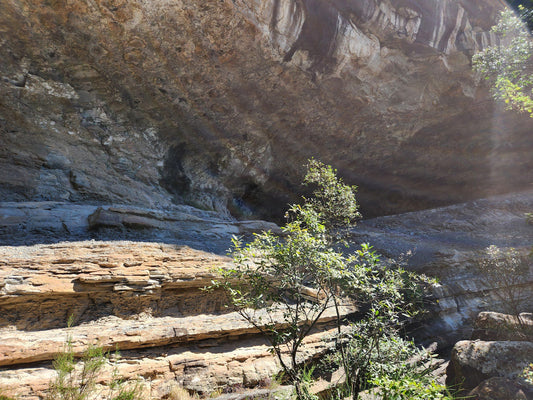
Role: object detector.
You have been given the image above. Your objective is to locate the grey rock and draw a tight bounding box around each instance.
[446,340,533,393]
[0,0,531,220]
[352,190,533,347]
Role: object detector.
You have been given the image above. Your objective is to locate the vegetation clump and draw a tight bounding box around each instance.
[45,318,143,400]
[210,160,447,400]
[473,6,533,116]
[477,245,532,319]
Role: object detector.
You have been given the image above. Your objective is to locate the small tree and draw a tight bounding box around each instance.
[473,10,533,319]
[477,245,532,318]
[301,159,361,240]
[473,6,533,116]
[210,160,434,400]
[213,161,359,399]
[324,244,436,399]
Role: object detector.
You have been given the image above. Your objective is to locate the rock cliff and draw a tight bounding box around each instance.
[1,0,532,396]
[1,0,532,219]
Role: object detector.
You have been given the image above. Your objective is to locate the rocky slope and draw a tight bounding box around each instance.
[1,0,532,219]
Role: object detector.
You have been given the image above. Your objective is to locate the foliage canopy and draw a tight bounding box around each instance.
[473,7,533,116]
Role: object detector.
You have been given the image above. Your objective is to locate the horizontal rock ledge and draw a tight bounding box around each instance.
[0,302,356,367]
[0,326,343,399]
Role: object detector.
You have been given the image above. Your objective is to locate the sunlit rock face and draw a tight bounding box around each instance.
[0,0,532,218]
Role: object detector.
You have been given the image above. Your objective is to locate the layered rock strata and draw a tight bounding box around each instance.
[1,189,532,350]
[0,241,355,399]
[0,188,531,396]
[0,202,280,251]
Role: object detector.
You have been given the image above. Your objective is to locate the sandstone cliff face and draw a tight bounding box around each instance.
[1,0,532,219]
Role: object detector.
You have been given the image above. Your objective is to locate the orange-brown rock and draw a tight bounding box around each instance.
[472,312,533,342]
[0,240,356,399]
[0,241,231,331]
[1,327,339,399]
[468,377,533,400]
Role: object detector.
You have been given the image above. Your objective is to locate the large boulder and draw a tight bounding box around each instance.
[468,377,533,400]
[446,340,533,394]
[472,312,533,342]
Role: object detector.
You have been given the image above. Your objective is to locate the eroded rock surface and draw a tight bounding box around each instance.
[446,340,533,395]
[0,240,355,399]
[352,190,533,347]
[0,202,279,251]
[1,0,532,219]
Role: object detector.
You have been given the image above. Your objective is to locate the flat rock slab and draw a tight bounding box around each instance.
[353,190,533,270]
[0,241,235,330]
[0,202,281,253]
[0,303,356,367]
[0,240,230,296]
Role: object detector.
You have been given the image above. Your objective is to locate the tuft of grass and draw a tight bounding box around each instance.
[45,317,144,400]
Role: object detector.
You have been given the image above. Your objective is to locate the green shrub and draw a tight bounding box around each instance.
[477,245,531,317]
[473,6,533,116]
[209,160,435,400]
[46,323,143,400]
[371,376,454,400]
[523,363,533,385]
